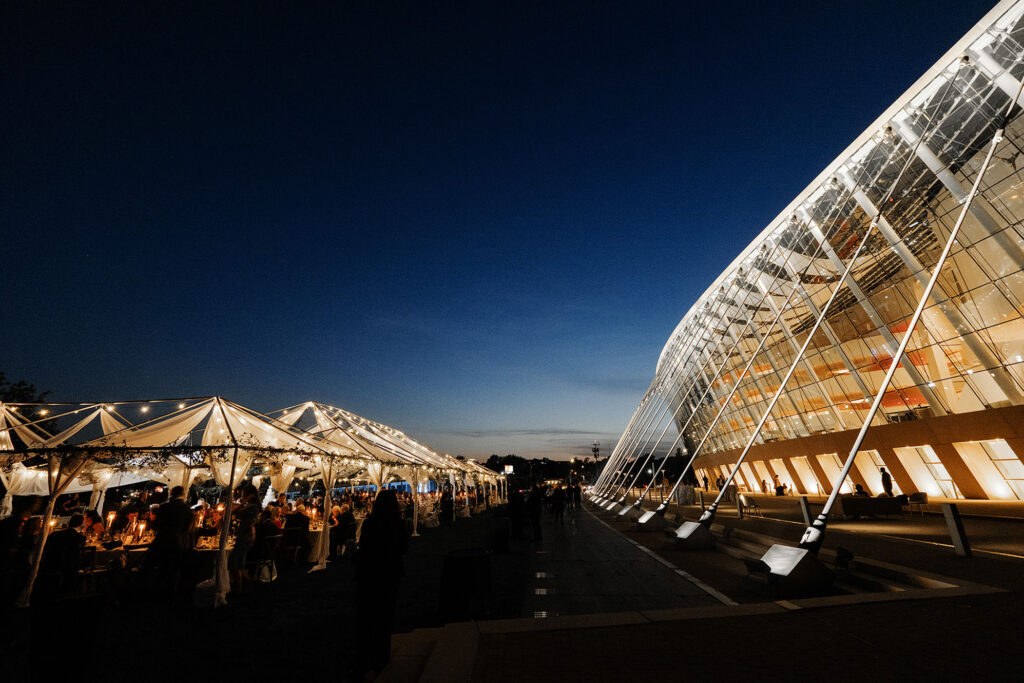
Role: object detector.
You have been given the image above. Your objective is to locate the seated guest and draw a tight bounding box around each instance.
[853,484,870,497]
[282,502,311,561]
[339,504,357,556]
[44,513,87,590]
[1,497,41,583]
[132,490,152,518]
[270,492,289,509]
[254,509,282,558]
[286,503,311,530]
[84,510,105,540]
[328,505,342,557]
[269,506,284,529]
[110,502,134,535]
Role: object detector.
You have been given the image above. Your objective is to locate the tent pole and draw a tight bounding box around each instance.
[213,397,240,605]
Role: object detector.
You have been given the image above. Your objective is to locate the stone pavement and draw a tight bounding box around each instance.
[402,497,1024,682]
[520,504,721,619]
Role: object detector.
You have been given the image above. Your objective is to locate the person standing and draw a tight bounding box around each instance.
[703,476,709,491]
[229,484,260,591]
[526,485,544,541]
[508,489,525,539]
[551,485,566,525]
[353,489,408,679]
[43,513,86,593]
[440,488,455,526]
[880,467,894,497]
[146,485,192,581]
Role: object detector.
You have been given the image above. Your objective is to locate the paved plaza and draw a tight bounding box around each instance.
[393,498,1024,681]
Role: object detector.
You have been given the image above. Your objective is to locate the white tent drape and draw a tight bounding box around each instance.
[0,406,48,447]
[100,401,214,448]
[205,450,254,489]
[395,466,425,536]
[310,457,339,569]
[84,468,115,511]
[0,410,13,451]
[99,408,129,435]
[42,409,100,447]
[0,463,49,518]
[263,461,297,505]
[366,462,391,489]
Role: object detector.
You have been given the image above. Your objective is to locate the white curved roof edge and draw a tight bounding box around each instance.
[655,0,1024,374]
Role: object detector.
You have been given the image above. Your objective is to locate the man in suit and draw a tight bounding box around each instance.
[880,467,894,497]
[146,486,192,579]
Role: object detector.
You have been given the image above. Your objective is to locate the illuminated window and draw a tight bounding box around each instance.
[814,453,854,494]
[896,446,962,499]
[790,456,825,495]
[980,440,1024,500]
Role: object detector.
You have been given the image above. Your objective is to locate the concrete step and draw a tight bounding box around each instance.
[377,627,443,683]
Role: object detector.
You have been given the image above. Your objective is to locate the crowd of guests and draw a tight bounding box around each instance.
[506,482,583,541]
[0,481,499,604]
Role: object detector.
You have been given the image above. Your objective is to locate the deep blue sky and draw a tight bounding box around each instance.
[1,1,998,458]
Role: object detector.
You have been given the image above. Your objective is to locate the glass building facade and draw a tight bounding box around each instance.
[601,0,1024,503]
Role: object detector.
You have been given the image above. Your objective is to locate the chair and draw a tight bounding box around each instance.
[906,491,928,515]
[739,494,763,518]
[278,527,308,566]
[253,535,281,583]
[78,546,104,593]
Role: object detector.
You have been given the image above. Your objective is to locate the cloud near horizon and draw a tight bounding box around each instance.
[420,426,621,460]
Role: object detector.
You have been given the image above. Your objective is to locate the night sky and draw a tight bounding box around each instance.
[1,1,998,458]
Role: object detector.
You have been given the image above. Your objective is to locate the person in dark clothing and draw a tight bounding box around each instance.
[571,483,582,511]
[703,476,709,491]
[155,487,191,546]
[332,503,357,557]
[526,485,544,541]
[44,513,86,593]
[440,488,454,526]
[880,467,894,496]
[230,484,261,591]
[353,489,408,679]
[551,486,566,524]
[508,489,525,539]
[145,485,193,579]
[254,508,282,578]
[132,490,152,518]
[1,497,41,601]
[283,502,312,561]
[60,493,83,516]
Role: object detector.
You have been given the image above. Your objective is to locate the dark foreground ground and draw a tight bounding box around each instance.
[1,508,527,682]
[6,498,1024,682]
